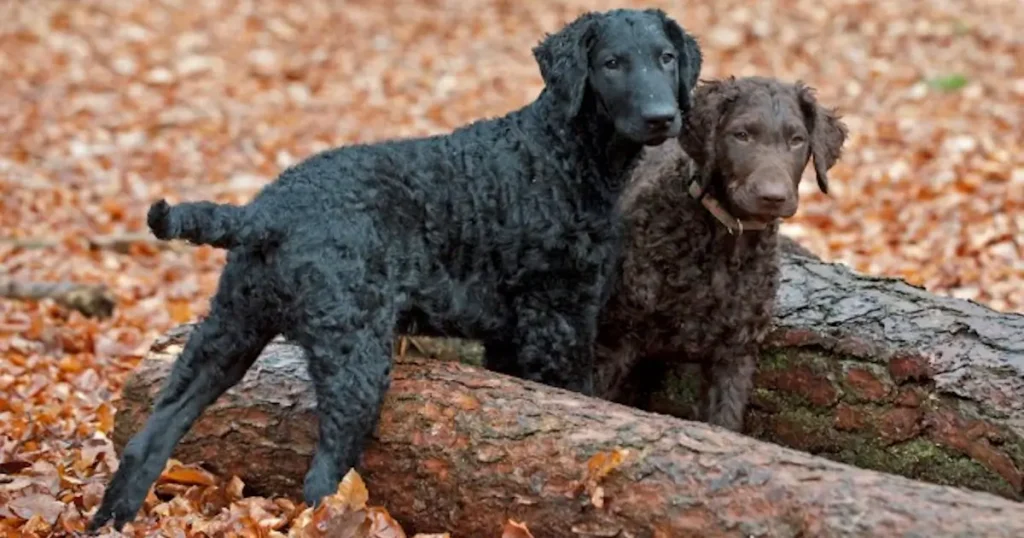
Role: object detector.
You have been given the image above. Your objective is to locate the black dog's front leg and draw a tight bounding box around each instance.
[495,288,601,396]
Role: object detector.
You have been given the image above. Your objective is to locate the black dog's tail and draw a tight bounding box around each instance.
[147,199,279,250]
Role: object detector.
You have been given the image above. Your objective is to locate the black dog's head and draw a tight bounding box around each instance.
[533,9,703,146]
[680,76,848,220]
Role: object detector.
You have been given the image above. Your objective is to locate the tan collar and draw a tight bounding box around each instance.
[687,181,777,234]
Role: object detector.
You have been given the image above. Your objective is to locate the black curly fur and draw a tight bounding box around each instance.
[594,77,847,432]
[89,9,702,532]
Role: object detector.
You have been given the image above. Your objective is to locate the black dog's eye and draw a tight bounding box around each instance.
[789,135,806,147]
[733,130,750,142]
[660,52,676,65]
[603,58,620,70]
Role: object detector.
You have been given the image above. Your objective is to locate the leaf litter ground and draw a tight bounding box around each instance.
[1,0,1022,535]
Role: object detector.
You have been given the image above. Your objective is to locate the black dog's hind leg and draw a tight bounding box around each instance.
[89,257,276,532]
[292,290,396,507]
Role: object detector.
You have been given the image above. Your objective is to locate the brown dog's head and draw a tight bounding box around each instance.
[679,76,848,221]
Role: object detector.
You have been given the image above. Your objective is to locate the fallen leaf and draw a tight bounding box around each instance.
[367,506,407,538]
[501,519,535,538]
[158,461,219,487]
[584,448,630,484]
[0,459,33,474]
[8,493,65,524]
[167,300,193,324]
[95,402,115,433]
[226,475,246,502]
[335,468,370,511]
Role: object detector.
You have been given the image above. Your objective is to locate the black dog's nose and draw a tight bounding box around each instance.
[642,106,677,129]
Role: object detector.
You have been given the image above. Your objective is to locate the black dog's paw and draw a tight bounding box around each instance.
[302,469,340,508]
[147,199,173,240]
[87,456,149,533]
[87,495,137,533]
[87,481,149,533]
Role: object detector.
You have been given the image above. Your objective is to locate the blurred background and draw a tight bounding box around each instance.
[0,0,1021,533]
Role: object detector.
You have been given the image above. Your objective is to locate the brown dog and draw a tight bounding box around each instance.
[595,76,848,431]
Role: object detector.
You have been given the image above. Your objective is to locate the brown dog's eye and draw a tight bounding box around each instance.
[660,52,676,65]
[733,130,750,142]
[789,135,806,147]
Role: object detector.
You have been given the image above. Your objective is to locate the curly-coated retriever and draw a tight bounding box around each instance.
[89,9,702,531]
[594,76,847,432]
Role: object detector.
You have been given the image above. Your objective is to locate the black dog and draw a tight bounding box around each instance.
[89,8,702,531]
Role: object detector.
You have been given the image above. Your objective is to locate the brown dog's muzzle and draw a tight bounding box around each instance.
[731,162,798,220]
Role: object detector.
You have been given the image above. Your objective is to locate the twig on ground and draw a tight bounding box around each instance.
[0,233,190,254]
[0,278,116,319]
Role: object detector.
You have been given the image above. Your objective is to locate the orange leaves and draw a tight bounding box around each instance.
[501,519,536,538]
[157,460,220,488]
[335,467,370,510]
[95,402,115,433]
[582,448,630,509]
[166,299,193,324]
[585,448,629,483]
[287,469,446,538]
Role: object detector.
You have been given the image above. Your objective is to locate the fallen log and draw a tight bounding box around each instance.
[400,244,1024,501]
[115,324,1024,538]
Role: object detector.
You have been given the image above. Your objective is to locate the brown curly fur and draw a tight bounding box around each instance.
[595,76,848,431]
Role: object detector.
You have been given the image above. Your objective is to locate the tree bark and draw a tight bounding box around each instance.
[115,324,1024,538]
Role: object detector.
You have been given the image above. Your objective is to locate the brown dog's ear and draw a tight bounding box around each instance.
[796,83,848,195]
[679,77,740,189]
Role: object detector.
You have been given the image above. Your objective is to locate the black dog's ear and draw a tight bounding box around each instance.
[533,12,600,118]
[797,82,848,195]
[679,77,740,188]
[653,9,703,112]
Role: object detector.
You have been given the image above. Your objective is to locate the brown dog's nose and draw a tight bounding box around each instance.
[756,181,790,205]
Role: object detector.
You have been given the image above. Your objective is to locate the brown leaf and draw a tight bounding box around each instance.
[7,493,65,524]
[95,402,115,434]
[167,300,193,324]
[583,449,630,508]
[501,519,536,538]
[584,448,629,484]
[367,506,407,538]
[0,459,32,474]
[157,461,219,487]
[81,481,105,510]
[225,475,246,502]
[335,468,370,511]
